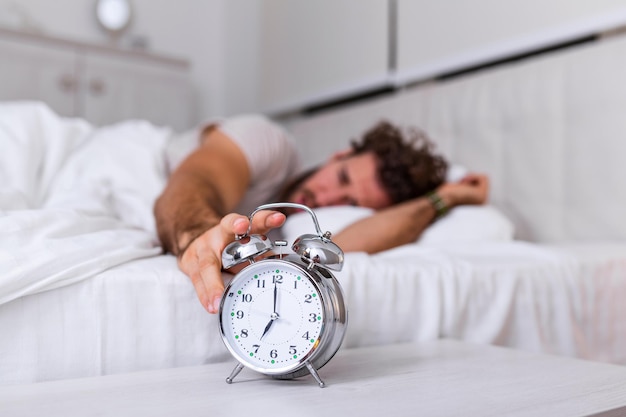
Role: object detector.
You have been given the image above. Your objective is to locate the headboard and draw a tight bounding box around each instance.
[285,34,626,243]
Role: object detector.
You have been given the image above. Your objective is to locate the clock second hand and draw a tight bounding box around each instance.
[260,283,279,340]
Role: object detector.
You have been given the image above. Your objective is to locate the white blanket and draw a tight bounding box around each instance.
[0,102,170,305]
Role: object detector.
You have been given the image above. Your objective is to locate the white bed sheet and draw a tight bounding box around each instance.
[2,241,626,385]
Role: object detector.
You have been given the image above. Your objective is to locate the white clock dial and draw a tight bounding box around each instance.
[220,260,325,374]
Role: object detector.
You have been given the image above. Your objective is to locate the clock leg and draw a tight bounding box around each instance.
[305,361,326,388]
[226,363,244,384]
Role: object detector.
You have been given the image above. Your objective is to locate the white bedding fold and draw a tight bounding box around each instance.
[0,101,172,305]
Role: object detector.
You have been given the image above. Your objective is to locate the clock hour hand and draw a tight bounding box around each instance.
[261,318,274,340]
[260,312,279,339]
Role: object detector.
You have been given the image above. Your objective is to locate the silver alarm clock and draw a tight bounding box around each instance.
[219,203,348,388]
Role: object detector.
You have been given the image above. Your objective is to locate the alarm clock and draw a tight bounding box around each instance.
[219,202,348,388]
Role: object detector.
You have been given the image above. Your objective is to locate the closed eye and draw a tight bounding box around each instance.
[339,165,358,206]
[338,165,350,186]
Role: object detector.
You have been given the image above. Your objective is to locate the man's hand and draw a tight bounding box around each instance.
[177,210,286,314]
[436,173,489,207]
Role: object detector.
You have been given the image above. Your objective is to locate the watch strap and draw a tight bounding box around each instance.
[425,191,449,219]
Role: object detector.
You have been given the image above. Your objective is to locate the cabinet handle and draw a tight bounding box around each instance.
[58,74,77,93]
[89,79,106,96]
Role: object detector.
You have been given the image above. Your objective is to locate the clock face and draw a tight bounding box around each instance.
[220,259,325,374]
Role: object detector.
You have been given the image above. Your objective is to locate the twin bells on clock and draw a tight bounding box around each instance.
[219,203,348,388]
[222,202,344,271]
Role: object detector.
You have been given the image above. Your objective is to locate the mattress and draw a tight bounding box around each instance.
[2,241,626,385]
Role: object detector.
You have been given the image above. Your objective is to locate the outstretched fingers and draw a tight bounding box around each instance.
[220,210,285,239]
[248,210,286,235]
[179,211,286,314]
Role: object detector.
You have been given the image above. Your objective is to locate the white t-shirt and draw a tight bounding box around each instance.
[165,115,302,215]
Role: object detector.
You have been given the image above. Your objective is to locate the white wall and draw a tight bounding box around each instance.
[221,1,262,116]
[257,0,389,115]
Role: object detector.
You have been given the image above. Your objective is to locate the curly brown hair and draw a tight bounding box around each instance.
[350,121,448,204]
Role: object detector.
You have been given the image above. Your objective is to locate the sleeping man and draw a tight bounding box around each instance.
[154,115,489,314]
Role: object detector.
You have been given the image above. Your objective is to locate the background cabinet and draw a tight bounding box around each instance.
[0,29,194,131]
[80,53,193,130]
[0,36,77,117]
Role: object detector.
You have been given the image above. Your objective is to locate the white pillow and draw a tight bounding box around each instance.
[417,205,514,246]
[280,206,374,244]
[446,164,468,182]
[280,205,514,247]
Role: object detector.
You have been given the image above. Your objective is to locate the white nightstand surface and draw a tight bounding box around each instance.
[2,339,626,417]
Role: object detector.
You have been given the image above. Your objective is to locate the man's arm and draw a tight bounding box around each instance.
[155,128,250,255]
[154,127,284,313]
[333,174,489,253]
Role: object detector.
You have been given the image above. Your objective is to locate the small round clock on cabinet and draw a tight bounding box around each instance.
[95,0,132,40]
[219,203,348,388]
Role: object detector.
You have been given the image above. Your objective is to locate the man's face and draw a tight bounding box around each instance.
[286,151,392,212]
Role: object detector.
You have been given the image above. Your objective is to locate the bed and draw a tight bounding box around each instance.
[3,32,626,386]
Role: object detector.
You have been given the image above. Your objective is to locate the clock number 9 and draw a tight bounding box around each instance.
[236,310,244,319]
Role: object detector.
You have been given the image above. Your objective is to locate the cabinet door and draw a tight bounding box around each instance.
[80,53,194,131]
[259,0,389,114]
[0,37,76,116]
[395,0,626,84]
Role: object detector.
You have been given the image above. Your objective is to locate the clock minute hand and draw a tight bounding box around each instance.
[261,284,279,340]
[273,282,278,314]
